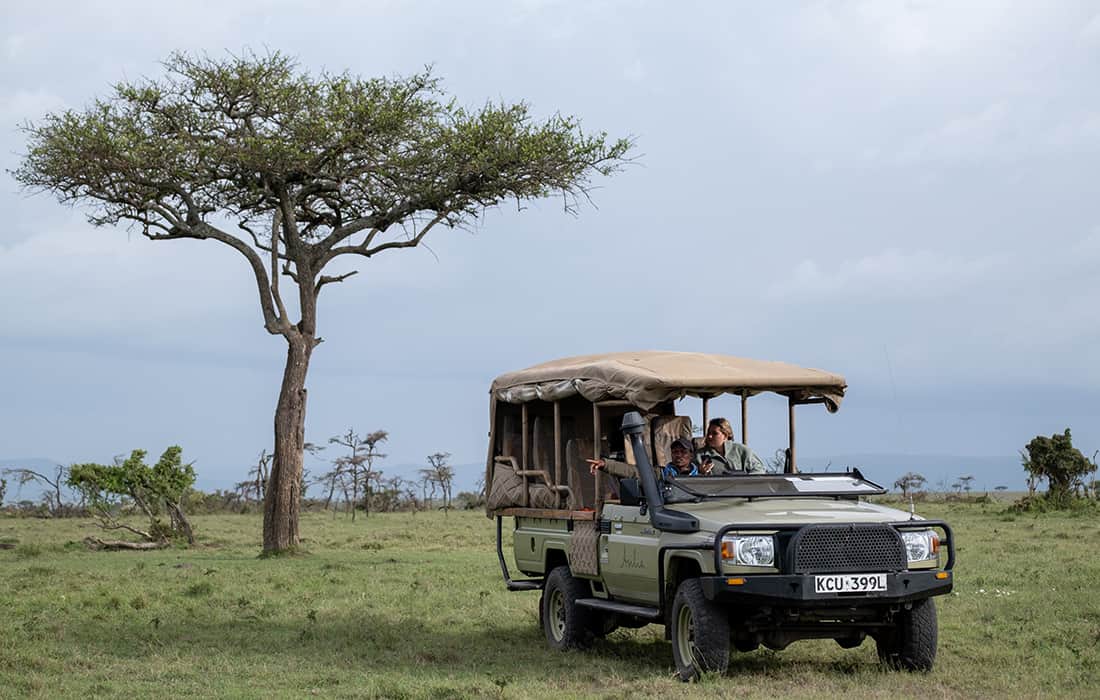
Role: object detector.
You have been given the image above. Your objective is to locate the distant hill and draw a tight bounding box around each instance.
[798,453,1024,492]
[1,454,1026,504]
[412,455,1026,495]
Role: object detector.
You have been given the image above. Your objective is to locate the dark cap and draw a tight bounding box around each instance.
[670,437,694,452]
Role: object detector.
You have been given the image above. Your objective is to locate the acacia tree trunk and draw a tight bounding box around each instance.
[167,501,195,545]
[263,333,313,553]
[363,469,373,518]
[351,466,358,522]
[324,479,336,511]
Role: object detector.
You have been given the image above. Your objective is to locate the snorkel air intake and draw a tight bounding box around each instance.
[621,411,699,533]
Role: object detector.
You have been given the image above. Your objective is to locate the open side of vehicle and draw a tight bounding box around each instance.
[485,352,954,680]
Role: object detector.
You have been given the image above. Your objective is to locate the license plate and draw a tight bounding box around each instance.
[814,573,887,594]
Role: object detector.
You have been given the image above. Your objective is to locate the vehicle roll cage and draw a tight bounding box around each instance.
[486,388,836,515]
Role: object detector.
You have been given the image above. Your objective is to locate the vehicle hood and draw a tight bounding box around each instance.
[663,498,916,533]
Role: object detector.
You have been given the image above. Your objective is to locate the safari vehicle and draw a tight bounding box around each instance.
[485,352,954,680]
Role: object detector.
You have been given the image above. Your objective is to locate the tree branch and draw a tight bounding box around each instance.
[189,222,285,336]
[238,220,274,253]
[309,196,432,267]
[93,513,156,541]
[83,536,168,551]
[269,210,291,332]
[362,213,446,257]
[275,182,303,251]
[319,212,447,267]
[315,270,359,298]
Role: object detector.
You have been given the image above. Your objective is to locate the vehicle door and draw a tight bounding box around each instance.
[600,503,661,605]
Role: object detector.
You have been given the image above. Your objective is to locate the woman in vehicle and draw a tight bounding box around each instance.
[695,417,766,474]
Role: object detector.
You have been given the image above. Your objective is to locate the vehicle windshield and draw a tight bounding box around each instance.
[661,473,885,502]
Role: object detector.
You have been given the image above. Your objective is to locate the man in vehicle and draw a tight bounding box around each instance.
[696,417,766,474]
[588,437,713,479]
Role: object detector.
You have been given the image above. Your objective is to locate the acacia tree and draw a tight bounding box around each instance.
[958,474,975,495]
[3,464,70,516]
[426,452,455,511]
[328,428,387,520]
[893,472,926,499]
[418,468,438,508]
[13,52,632,553]
[235,449,273,502]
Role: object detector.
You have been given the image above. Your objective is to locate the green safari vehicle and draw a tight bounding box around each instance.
[485,351,954,680]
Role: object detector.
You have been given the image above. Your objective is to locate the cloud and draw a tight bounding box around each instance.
[0,226,255,339]
[765,249,1003,302]
[0,88,66,126]
[896,102,1012,162]
[897,101,1100,163]
[3,1,1100,467]
[1082,11,1100,40]
[761,2,1100,166]
[794,1,1070,63]
[4,33,29,61]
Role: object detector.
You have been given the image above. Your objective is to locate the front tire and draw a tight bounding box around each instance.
[541,566,595,650]
[876,598,938,671]
[670,578,729,681]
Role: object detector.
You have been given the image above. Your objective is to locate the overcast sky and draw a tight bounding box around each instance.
[2,1,1099,492]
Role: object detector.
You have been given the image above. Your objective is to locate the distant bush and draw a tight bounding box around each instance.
[68,446,197,546]
[182,488,249,515]
[1020,429,1097,504]
[1010,494,1100,515]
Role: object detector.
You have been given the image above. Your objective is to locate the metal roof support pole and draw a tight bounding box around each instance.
[485,398,497,514]
[787,396,797,474]
[553,400,562,487]
[701,396,709,437]
[521,402,530,506]
[593,403,602,511]
[741,390,749,445]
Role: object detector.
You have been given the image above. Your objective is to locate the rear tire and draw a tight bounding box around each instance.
[670,578,729,681]
[541,566,595,650]
[876,598,938,671]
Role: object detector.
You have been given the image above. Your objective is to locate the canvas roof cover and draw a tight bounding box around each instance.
[490,351,847,412]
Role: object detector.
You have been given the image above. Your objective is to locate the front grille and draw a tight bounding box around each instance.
[788,524,905,573]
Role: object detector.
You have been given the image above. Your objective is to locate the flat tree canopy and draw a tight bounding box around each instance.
[13,52,633,552]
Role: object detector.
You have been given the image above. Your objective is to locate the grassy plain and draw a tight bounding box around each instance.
[1,502,1099,699]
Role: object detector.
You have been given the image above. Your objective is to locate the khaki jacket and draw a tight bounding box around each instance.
[695,441,766,474]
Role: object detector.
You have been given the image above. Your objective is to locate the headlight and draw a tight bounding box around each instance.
[901,529,939,564]
[721,535,775,567]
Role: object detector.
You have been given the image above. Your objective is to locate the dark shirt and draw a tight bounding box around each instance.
[661,462,697,479]
[601,458,699,481]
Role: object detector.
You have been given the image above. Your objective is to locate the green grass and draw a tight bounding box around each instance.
[1,503,1098,698]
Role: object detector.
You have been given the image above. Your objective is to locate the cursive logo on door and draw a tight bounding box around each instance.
[621,548,646,569]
